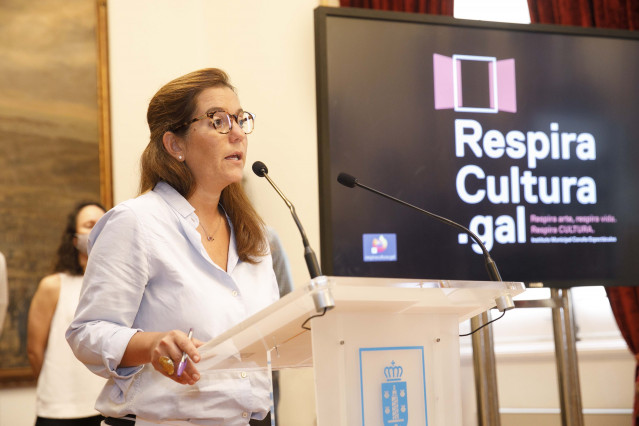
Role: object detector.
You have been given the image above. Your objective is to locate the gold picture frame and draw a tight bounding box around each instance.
[97,0,114,210]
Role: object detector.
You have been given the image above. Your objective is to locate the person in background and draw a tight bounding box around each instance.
[66,68,279,426]
[0,252,7,337]
[27,201,107,426]
[266,227,293,299]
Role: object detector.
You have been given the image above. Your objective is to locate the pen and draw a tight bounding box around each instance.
[176,328,193,377]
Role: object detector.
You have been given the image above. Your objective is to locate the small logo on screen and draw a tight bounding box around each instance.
[433,53,516,113]
[363,234,397,262]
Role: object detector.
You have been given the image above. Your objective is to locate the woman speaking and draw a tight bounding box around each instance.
[67,68,279,426]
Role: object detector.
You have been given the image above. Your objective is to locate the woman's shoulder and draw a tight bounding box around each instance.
[39,273,61,287]
[118,188,166,211]
[35,273,62,298]
[94,187,182,241]
[106,189,171,222]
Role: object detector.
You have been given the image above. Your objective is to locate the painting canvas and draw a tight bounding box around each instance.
[0,0,102,382]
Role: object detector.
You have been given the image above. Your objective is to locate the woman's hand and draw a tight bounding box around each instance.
[121,330,203,385]
[151,330,203,385]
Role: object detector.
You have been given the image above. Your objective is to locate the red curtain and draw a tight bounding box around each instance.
[528,0,639,29]
[607,286,639,425]
[528,2,639,423]
[339,0,454,15]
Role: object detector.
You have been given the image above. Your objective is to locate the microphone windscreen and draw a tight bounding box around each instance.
[252,161,268,177]
[337,172,358,188]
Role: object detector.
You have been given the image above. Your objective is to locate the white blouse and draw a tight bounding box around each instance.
[66,182,279,424]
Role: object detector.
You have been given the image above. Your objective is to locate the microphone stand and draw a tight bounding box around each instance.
[257,169,321,279]
[253,162,334,312]
[343,176,503,282]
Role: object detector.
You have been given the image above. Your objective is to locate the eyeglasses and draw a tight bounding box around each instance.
[172,110,255,134]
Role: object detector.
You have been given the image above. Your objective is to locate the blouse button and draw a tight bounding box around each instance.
[240,371,247,378]
[232,290,239,297]
[242,412,248,418]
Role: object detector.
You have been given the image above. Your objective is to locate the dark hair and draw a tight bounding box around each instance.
[53,201,106,275]
[140,68,267,263]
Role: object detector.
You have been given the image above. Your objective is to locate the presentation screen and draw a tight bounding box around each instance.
[314,7,639,287]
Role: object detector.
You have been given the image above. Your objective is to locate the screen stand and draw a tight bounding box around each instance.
[471,312,501,426]
[513,287,584,426]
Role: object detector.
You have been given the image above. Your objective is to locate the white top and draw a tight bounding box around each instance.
[66,182,279,425]
[36,272,105,418]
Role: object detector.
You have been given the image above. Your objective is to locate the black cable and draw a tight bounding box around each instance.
[459,310,506,337]
[301,307,328,330]
[299,303,504,335]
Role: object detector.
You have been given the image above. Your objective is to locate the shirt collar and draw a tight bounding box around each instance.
[153,181,240,271]
[153,181,195,219]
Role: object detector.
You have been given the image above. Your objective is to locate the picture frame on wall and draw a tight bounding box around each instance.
[0,0,112,384]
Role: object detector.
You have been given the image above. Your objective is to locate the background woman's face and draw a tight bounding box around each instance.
[76,205,105,235]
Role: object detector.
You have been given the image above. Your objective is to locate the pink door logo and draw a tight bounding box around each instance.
[433,53,516,113]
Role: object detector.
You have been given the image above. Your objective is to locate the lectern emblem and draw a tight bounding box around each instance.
[382,360,407,425]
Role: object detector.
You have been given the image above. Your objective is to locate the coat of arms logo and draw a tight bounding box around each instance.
[382,360,408,425]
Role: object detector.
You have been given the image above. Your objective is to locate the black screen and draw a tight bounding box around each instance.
[315,7,639,287]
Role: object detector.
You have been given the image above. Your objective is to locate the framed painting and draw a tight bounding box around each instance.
[0,0,112,383]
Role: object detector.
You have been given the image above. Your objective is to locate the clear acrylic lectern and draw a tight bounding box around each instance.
[196,276,524,426]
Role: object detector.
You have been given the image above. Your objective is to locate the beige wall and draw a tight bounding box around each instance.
[109,0,322,291]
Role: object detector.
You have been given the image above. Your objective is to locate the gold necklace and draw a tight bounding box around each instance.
[199,215,223,242]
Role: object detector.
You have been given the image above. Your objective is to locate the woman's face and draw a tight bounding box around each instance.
[74,204,105,261]
[76,205,105,235]
[181,86,248,194]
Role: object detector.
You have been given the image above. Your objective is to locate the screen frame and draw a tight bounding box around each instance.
[314,6,639,287]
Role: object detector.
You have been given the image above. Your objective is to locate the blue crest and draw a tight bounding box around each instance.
[381,361,408,425]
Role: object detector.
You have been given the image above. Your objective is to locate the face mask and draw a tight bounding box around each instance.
[75,233,89,255]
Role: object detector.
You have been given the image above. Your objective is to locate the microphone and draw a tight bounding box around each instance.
[337,172,505,286]
[252,161,322,279]
[254,161,334,313]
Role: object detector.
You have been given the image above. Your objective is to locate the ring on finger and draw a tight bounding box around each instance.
[159,355,175,375]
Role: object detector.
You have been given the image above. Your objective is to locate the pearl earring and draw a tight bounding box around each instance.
[178,155,183,161]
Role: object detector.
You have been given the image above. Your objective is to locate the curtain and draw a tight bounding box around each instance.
[339,0,454,15]
[527,2,639,423]
[528,0,639,28]
[607,286,639,425]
